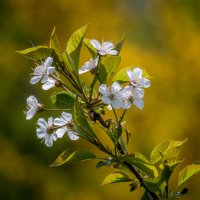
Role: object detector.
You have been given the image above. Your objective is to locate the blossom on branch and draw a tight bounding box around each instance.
[79,57,99,74]
[25,95,43,120]
[30,57,55,85]
[91,39,118,56]
[36,117,57,147]
[99,82,122,109]
[42,77,56,90]
[54,112,79,140]
[127,67,151,89]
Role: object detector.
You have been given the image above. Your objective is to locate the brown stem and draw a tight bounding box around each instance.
[94,112,159,200]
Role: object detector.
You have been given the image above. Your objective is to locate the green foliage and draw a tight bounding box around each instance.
[178,164,200,187]
[98,56,121,83]
[101,171,133,185]
[72,98,96,140]
[66,24,89,70]
[115,34,125,55]
[113,66,132,83]
[16,46,51,61]
[50,148,96,167]
[150,139,188,164]
[50,26,61,53]
[50,91,75,111]
[83,38,97,58]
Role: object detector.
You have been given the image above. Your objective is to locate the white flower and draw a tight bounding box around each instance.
[30,57,55,85]
[119,86,144,110]
[91,39,118,56]
[79,57,99,74]
[99,82,122,109]
[127,67,151,88]
[25,95,42,120]
[36,117,57,147]
[42,77,56,90]
[54,112,79,140]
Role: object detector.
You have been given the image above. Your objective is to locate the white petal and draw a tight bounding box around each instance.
[54,117,66,126]
[62,112,72,122]
[102,96,111,104]
[132,88,144,99]
[41,74,49,83]
[26,108,36,120]
[142,78,151,88]
[36,128,46,138]
[68,131,79,140]
[90,39,101,50]
[126,70,134,81]
[42,79,55,90]
[133,99,144,109]
[30,75,42,84]
[121,101,131,109]
[132,68,142,80]
[47,66,55,74]
[111,82,122,94]
[56,127,67,138]
[37,118,48,129]
[111,99,122,109]
[44,57,53,67]
[27,96,38,107]
[78,67,90,74]
[99,84,110,96]
[45,135,54,147]
[48,117,54,126]
[108,50,118,55]
[33,65,45,75]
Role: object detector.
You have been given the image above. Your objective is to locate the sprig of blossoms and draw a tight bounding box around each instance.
[36,112,78,147]
[99,67,150,110]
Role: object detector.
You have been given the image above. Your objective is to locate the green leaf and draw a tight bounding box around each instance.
[178,164,200,187]
[129,180,140,192]
[50,26,60,52]
[141,191,151,200]
[50,91,75,110]
[83,38,97,58]
[113,66,132,83]
[115,34,125,55]
[50,148,96,167]
[150,139,188,164]
[98,56,121,83]
[72,98,96,140]
[66,24,88,70]
[121,153,158,178]
[16,46,51,61]
[101,171,133,185]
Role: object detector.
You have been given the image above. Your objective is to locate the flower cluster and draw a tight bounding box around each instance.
[36,112,78,147]
[99,67,150,110]
[79,39,117,74]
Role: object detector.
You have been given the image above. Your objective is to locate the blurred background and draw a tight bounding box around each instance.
[0,0,200,199]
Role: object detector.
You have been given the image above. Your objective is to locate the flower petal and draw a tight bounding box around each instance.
[102,96,111,104]
[99,84,110,96]
[30,75,42,84]
[42,78,55,90]
[111,82,122,94]
[26,108,36,120]
[44,57,53,67]
[56,127,67,138]
[68,131,79,140]
[133,99,144,109]
[90,39,101,50]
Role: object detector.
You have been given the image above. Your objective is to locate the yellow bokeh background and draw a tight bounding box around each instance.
[0,0,199,199]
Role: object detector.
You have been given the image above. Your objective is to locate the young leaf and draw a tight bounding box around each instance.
[50,148,96,167]
[115,34,125,55]
[72,98,96,140]
[98,56,121,83]
[66,24,88,70]
[83,38,97,58]
[16,46,51,61]
[50,91,75,110]
[112,66,132,83]
[101,171,133,185]
[50,26,60,52]
[150,139,188,164]
[121,155,158,178]
[178,164,200,187]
